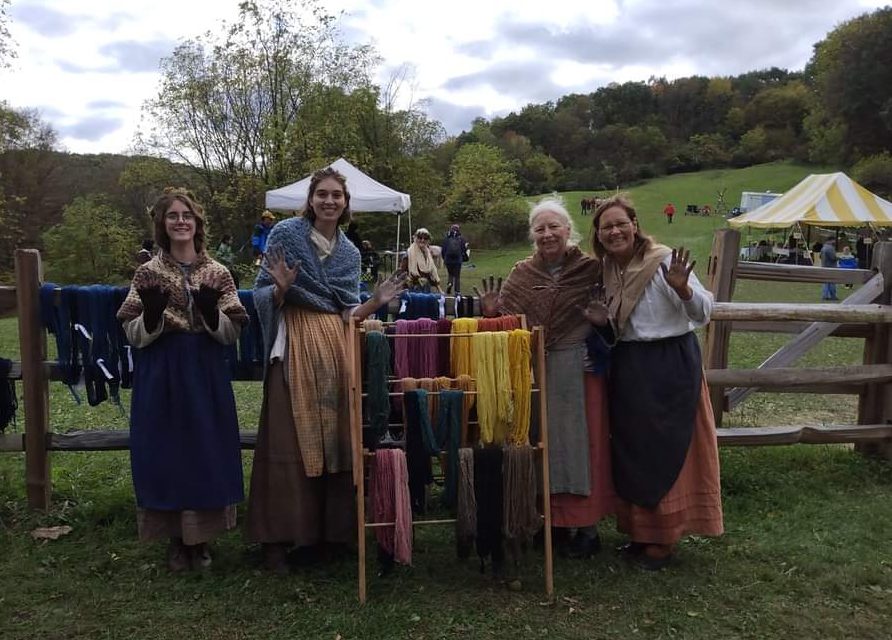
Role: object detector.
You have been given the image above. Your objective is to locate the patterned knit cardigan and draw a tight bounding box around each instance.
[117,251,248,331]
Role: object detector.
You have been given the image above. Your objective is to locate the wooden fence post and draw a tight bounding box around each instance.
[704,229,740,428]
[15,249,51,510]
[857,241,892,459]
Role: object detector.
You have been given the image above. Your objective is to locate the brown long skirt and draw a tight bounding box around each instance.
[615,377,724,545]
[245,361,355,546]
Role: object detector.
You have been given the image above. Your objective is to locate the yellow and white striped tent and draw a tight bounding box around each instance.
[728,172,892,229]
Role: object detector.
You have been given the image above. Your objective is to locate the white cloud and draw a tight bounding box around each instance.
[1,0,888,153]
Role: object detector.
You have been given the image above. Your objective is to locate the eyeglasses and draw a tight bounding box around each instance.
[165,211,196,223]
[598,221,633,233]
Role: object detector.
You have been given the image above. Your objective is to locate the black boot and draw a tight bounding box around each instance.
[566,531,601,559]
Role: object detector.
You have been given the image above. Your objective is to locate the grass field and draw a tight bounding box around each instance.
[2,161,891,639]
[466,159,835,280]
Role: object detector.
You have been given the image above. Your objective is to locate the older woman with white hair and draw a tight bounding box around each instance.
[478,197,614,558]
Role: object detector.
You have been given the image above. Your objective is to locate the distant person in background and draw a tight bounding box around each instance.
[811,240,823,267]
[216,234,240,289]
[663,203,675,225]
[820,238,839,301]
[136,239,154,265]
[252,211,276,263]
[360,239,381,284]
[441,224,469,293]
[345,222,363,249]
[839,245,858,288]
[401,227,441,291]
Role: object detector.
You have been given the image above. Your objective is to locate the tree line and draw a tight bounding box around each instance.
[1,0,891,282]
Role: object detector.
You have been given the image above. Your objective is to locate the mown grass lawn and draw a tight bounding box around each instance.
[2,161,891,639]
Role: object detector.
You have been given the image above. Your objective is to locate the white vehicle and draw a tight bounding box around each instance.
[739,191,783,214]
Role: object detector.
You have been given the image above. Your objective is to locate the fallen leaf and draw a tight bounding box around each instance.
[30,525,73,541]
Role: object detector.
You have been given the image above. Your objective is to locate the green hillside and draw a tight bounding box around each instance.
[468,160,835,280]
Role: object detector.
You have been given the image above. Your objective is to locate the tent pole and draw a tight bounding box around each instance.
[396,213,401,272]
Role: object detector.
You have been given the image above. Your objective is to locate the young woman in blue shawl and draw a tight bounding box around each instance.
[246,167,405,573]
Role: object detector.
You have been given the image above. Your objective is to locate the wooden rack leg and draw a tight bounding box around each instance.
[535,328,553,596]
[348,319,367,604]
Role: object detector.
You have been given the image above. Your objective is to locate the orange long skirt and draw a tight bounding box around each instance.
[614,377,724,544]
[550,373,617,527]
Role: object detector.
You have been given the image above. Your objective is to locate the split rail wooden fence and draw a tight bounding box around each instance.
[703,230,892,454]
[3,235,892,511]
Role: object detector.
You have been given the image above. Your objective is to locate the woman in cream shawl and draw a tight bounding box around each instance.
[589,193,723,570]
[403,227,441,291]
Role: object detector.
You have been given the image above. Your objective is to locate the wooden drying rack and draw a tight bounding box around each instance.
[345,315,553,603]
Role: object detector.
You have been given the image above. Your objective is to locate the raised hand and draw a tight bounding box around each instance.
[473,275,503,318]
[262,245,299,300]
[136,272,170,333]
[195,272,226,330]
[373,271,408,306]
[578,284,611,326]
[660,246,695,300]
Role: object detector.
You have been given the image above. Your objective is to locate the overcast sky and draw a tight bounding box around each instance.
[1,0,887,154]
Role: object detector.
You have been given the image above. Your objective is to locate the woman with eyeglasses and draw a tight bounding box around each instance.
[588,193,723,570]
[401,227,441,291]
[117,188,248,572]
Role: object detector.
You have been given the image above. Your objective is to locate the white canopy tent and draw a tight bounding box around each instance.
[265,158,412,254]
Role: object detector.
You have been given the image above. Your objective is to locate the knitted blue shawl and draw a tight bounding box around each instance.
[253,216,360,362]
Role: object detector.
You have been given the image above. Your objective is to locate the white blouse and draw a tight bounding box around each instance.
[620,255,714,342]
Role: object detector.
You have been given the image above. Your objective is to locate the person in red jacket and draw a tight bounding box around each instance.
[663,203,676,224]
